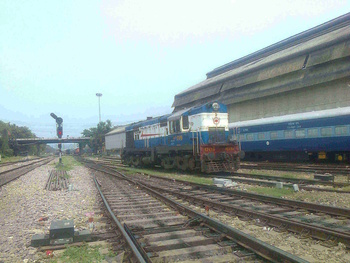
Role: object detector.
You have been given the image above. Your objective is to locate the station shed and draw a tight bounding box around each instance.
[105,126,126,154]
[172,13,350,124]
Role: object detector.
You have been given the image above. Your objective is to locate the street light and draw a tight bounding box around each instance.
[96,93,102,123]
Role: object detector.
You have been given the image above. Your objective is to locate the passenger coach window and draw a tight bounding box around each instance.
[335,126,347,135]
[307,128,318,137]
[239,134,245,141]
[321,127,332,137]
[246,134,254,141]
[270,131,278,140]
[296,129,306,138]
[258,133,265,140]
[284,130,294,139]
[182,116,189,130]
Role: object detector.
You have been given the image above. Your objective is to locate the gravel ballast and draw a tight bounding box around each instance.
[0,159,101,262]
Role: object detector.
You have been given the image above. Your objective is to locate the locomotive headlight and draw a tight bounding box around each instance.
[212,102,220,111]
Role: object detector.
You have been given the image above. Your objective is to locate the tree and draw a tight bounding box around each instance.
[0,120,40,156]
[81,120,112,154]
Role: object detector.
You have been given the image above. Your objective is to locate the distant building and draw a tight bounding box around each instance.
[105,126,126,153]
[172,13,350,124]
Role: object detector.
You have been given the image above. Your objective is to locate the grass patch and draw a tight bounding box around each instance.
[247,186,295,198]
[340,185,350,191]
[243,169,310,180]
[48,244,104,263]
[0,156,27,163]
[53,156,82,171]
[117,166,213,185]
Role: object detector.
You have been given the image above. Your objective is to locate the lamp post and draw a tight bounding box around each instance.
[96,93,102,123]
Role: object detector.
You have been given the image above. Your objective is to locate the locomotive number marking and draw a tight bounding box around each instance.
[225,147,235,152]
[203,147,215,153]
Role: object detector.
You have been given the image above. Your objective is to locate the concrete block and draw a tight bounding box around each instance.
[213,178,237,187]
[50,220,74,239]
[293,184,299,192]
[276,182,283,189]
[31,234,50,247]
[74,230,92,242]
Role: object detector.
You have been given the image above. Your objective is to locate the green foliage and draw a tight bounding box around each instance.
[49,244,105,263]
[81,120,112,153]
[0,120,39,157]
[248,186,295,198]
[54,156,82,171]
[119,166,213,185]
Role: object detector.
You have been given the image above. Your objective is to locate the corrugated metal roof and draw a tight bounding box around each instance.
[105,126,126,136]
[173,13,350,110]
[207,12,350,78]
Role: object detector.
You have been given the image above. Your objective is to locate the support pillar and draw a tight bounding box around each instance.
[79,143,83,155]
[36,144,41,156]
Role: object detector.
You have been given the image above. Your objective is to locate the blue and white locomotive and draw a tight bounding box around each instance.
[122,102,240,172]
[230,106,350,162]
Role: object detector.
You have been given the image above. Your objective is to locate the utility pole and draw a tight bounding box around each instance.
[96,93,102,123]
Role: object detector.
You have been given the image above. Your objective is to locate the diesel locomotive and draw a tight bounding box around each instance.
[122,102,240,173]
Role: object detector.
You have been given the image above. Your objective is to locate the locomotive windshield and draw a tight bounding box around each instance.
[208,127,226,143]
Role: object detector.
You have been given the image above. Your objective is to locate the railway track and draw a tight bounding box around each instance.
[241,162,350,176]
[85,158,350,250]
[0,156,41,168]
[81,157,307,263]
[0,157,54,187]
[222,176,350,194]
[96,157,350,193]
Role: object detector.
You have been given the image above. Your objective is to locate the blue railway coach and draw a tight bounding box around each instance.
[230,107,350,162]
[122,102,240,172]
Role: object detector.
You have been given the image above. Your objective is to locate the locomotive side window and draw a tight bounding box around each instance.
[182,116,189,130]
[321,127,332,137]
[270,131,278,139]
[170,120,181,133]
[284,130,294,139]
[246,134,254,141]
[258,133,265,140]
[295,129,306,138]
[335,126,347,135]
[307,128,318,137]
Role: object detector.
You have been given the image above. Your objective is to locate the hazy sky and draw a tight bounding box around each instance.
[1,0,349,137]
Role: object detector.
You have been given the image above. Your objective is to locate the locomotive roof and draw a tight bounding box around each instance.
[126,114,170,131]
[168,102,227,121]
[229,106,350,128]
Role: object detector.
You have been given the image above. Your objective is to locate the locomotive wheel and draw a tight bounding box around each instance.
[132,156,141,167]
[162,157,175,169]
[234,156,240,171]
[124,156,132,166]
[176,156,189,171]
[188,157,196,171]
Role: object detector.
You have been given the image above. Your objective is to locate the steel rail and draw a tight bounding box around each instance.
[0,157,54,187]
[233,172,349,187]
[240,163,350,176]
[0,157,40,167]
[82,158,308,263]
[86,158,350,217]
[220,176,350,194]
[92,175,147,263]
[143,182,350,248]
[84,160,350,248]
[144,173,350,218]
[0,157,48,175]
